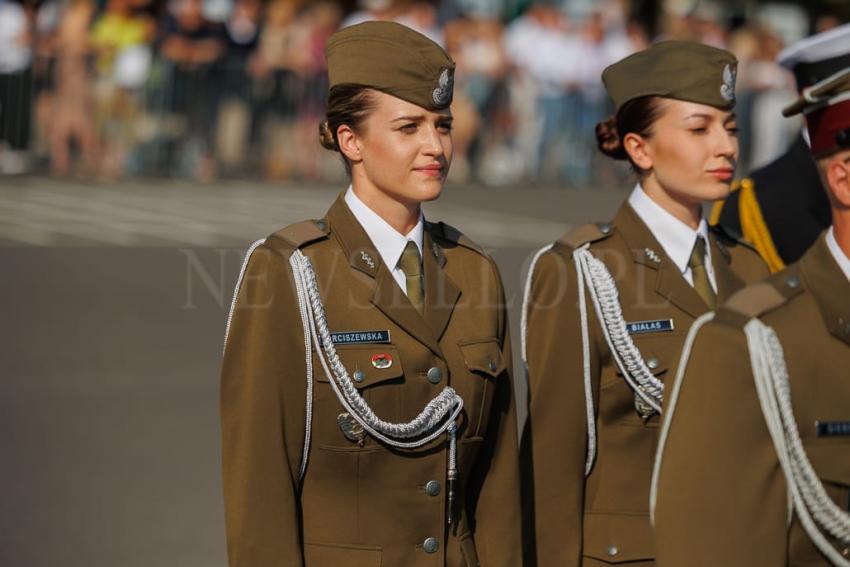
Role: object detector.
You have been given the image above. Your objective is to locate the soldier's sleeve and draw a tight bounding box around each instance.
[465,257,522,567]
[522,247,595,567]
[653,317,787,566]
[220,244,307,567]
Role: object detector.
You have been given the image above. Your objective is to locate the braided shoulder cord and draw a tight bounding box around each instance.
[649,312,715,525]
[746,319,850,565]
[223,238,267,354]
[290,251,463,506]
[521,243,597,476]
[573,246,664,414]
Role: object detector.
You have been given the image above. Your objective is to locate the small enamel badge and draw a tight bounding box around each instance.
[337,412,366,444]
[371,353,393,369]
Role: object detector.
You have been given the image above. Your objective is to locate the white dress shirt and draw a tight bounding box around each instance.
[628,184,717,291]
[826,226,850,285]
[345,187,424,295]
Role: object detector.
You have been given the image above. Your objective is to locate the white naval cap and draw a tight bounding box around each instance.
[777,23,850,90]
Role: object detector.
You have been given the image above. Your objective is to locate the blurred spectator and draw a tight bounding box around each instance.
[341,0,401,28]
[90,0,155,176]
[158,0,225,179]
[0,0,34,174]
[216,0,261,172]
[50,0,98,176]
[3,0,842,186]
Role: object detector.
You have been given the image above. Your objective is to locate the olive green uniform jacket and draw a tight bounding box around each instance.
[653,234,850,565]
[523,203,768,566]
[221,195,521,567]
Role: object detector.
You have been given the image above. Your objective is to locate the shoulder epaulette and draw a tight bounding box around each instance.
[557,222,614,249]
[266,219,329,252]
[430,221,487,257]
[723,267,805,319]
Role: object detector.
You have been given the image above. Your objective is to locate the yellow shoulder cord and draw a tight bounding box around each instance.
[737,179,785,273]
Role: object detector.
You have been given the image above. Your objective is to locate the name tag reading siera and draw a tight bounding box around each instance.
[626,319,675,335]
[815,421,850,438]
[330,330,391,345]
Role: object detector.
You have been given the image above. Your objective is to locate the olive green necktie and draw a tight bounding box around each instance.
[399,241,424,314]
[688,236,716,309]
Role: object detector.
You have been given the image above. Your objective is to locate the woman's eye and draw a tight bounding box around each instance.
[726,126,740,135]
[400,123,417,133]
[437,123,453,132]
[690,127,707,134]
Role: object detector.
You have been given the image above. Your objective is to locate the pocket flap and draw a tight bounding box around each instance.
[806,441,850,486]
[583,512,654,563]
[458,338,505,377]
[315,344,403,389]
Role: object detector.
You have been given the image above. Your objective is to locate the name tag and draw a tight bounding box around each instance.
[816,421,850,437]
[626,319,675,335]
[330,330,391,345]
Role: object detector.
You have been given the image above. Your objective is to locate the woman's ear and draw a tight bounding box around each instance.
[623,132,652,171]
[337,125,362,163]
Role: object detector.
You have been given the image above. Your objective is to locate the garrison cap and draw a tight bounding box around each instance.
[325,21,455,110]
[777,24,850,91]
[602,41,738,112]
[783,67,850,158]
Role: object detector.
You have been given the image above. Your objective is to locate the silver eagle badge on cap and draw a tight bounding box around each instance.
[720,64,736,102]
[432,68,454,107]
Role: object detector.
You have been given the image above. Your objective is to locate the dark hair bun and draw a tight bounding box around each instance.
[595,115,628,160]
[319,120,337,150]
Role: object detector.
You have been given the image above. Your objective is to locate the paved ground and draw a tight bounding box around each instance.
[2,177,626,567]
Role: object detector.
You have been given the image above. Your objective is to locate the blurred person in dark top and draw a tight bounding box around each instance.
[248,0,304,179]
[159,0,224,179]
[341,0,401,28]
[0,0,34,174]
[216,0,262,173]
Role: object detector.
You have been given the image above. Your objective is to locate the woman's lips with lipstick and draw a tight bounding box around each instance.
[708,168,734,181]
[414,164,443,177]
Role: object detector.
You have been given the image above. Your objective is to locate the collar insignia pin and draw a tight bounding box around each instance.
[644,248,661,264]
[360,251,375,269]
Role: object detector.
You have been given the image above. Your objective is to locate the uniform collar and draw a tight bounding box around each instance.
[345,186,424,273]
[826,226,850,285]
[627,183,712,277]
[801,232,850,346]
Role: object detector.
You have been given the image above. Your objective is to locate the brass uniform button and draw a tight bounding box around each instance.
[607,545,619,557]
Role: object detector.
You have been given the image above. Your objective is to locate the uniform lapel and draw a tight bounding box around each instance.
[709,232,745,302]
[422,226,460,342]
[326,195,444,357]
[616,204,710,318]
[800,234,850,347]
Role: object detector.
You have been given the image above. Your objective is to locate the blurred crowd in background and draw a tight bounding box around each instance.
[0,0,845,186]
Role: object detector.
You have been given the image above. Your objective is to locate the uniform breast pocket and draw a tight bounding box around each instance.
[457,337,506,437]
[313,344,405,447]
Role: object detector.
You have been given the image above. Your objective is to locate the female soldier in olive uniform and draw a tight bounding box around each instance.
[522,42,769,566]
[220,22,520,567]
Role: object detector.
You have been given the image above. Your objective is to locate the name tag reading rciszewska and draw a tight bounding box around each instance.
[330,330,392,345]
[626,319,675,335]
